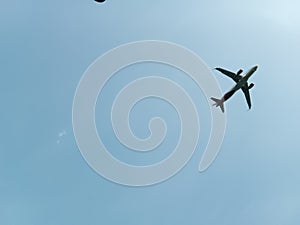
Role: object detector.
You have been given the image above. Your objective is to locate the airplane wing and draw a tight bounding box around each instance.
[215,67,241,83]
[241,82,251,109]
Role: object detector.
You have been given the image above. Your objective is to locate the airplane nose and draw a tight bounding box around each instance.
[254,65,258,70]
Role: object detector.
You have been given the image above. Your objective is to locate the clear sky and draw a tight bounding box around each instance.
[1,0,300,224]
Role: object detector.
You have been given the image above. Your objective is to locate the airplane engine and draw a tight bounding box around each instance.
[249,83,254,89]
[237,69,243,75]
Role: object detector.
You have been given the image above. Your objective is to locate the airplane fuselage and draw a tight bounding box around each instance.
[230,65,258,92]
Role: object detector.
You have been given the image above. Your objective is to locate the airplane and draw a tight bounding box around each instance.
[211,65,258,113]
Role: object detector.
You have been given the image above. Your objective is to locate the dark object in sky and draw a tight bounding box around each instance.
[211,65,258,112]
[95,0,106,3]
[237,69,243,75]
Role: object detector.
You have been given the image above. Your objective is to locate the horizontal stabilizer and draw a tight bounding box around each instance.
[211,97,225,113]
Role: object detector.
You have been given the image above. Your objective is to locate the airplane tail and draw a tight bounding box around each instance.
[211,97,225,113]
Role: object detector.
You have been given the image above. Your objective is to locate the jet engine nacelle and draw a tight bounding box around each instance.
[249,83,254,89]
[237,69,243,75]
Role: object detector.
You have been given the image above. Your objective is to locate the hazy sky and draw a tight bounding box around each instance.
[1,0,300,224]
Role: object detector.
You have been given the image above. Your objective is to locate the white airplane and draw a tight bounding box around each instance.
[211,65,258,112]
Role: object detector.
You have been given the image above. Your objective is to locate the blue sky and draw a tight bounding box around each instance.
[1,0,300,224]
